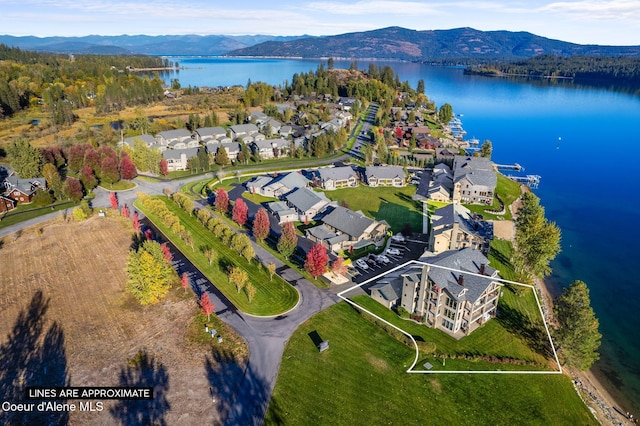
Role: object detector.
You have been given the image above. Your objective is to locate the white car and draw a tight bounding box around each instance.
[355,259,369,270]
[386,248,401,256]
[376,255,391,264]
[390,234,405,242]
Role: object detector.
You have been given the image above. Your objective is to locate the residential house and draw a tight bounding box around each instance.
[121,134,157,149]
[428,163,454,202]
[279,125,293,137]
[267,201,299,224]
[317,166,358,190]
[284,187,331,222]
[196,127,227,143]
[168,138,200,149]
[261,117,282,136]
[220,143,242,162]
[320,118,342,133]
[370,248,502,338]
[436,147,459,161]
[338,97,356,110]
[250,111,269,126]
[250,139,290,160]
[263,172,310,198]
[452,155,496,205]
[0,194,16,213]
[364,166,406,187]
[429,203,493,255]
[370,279,403,309]
[307,205,389,252]
[162,147,199,172]
[155,129,193,146]
[4,176,47,204]
[229,123,259,141]
[246,176,274,195]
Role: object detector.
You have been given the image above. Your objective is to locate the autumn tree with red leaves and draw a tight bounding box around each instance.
[232,198,248,226]
[331,256,347,277]
[62,177,84,202]
[214,188,229,213]
[121,204,130,218]
[252,208,270,242]
[200,293,214,320]
[119,153,138,180]
[132,211,141,233]
[144,229,154,240]
[304,243,329,278]
[161,243,173,263]
[80,166,98,191]
[109,192,119,209]
[181,272,189,294]
[159,158,168,177]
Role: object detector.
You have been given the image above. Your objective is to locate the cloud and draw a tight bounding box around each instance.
[539,0,640,21]
[305,1,441,15]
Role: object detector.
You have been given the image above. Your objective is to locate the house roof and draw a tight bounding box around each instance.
[162,147,199,160]
[196,127,226,138]
[221,142,241,153]
[5,176,46,196]
[455,169,497,187]
[123,134,156,147]
[321,205,376,239]
[318,166,356,182]
[431,204,493,240]
[422,248,499,303]
[285,187,329,213]
[157,129,192,140]
[306,224,349,246]
[229,123,259,134]
[371,278,402,302]
[365,165,406,181]
[247,176,273,190]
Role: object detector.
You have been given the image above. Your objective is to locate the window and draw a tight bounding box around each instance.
[442,319,454,331]
[445,298,458,310]
[445,308,455,320]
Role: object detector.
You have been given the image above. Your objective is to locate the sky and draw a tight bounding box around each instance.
[1,0,639,46]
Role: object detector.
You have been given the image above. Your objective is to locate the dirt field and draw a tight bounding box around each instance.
[0,216,247,425]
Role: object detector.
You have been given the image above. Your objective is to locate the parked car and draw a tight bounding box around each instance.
[375,255,391,264]
[386,248,401,256]
[355,259,369,269]
[390,234,405,242]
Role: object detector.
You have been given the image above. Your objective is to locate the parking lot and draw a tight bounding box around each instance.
[348,237,427,284]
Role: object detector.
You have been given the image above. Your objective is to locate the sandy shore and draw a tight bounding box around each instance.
[536,277,636,425]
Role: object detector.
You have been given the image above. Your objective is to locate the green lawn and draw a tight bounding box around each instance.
[350,294,550,368]
[136,196,298,316]
[266,302,596,426]
[99,180,136,191]
[242,192,277,205]
[0,201,75,229]
[323,185,423,233]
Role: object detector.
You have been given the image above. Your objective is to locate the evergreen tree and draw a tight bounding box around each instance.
[554,280,602,370]
[7,138,43,178]
[215,146,230,167]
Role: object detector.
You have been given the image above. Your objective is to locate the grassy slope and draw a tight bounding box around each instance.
[323,185,423,233]
[465,173,521,220]
[136,196,298,316]
[266,302,596,426]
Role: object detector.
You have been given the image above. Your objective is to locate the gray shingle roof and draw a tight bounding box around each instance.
[5,176,46,195]
[157,129,192,140]
[123,134,156,147]
[424,248,498,303]
[162,147,199,160]
[371,278,402,302]
[285,187,329,213]
[318,166,357,182]
[229,123,259,134]
[431,203,493,241]
[321,205,374,238]
[196,127,226,138]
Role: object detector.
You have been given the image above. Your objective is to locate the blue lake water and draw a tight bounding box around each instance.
[165,56,640,413]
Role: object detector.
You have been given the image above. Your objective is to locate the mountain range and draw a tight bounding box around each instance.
[2,27,639,60]
[0,34,308,56]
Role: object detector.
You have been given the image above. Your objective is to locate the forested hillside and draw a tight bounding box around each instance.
[464,55,640,85]
[0,44,166,122]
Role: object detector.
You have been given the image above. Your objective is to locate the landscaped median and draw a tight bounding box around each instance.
[135,195,299,316]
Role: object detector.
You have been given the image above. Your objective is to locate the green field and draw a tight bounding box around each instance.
[136,196,299,316]
[323,185,423,233]
[265,301,596,426]
[99,180,136,191]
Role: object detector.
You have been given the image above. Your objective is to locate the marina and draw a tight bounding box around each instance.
[506,174,541,188]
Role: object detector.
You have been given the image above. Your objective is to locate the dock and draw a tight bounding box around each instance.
[495,163,524,171]
[506,174,541,188]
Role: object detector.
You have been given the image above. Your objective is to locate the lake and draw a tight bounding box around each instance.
[164,56,640,414]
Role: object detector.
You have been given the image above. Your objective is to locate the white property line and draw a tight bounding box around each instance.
[337,260,563,375]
